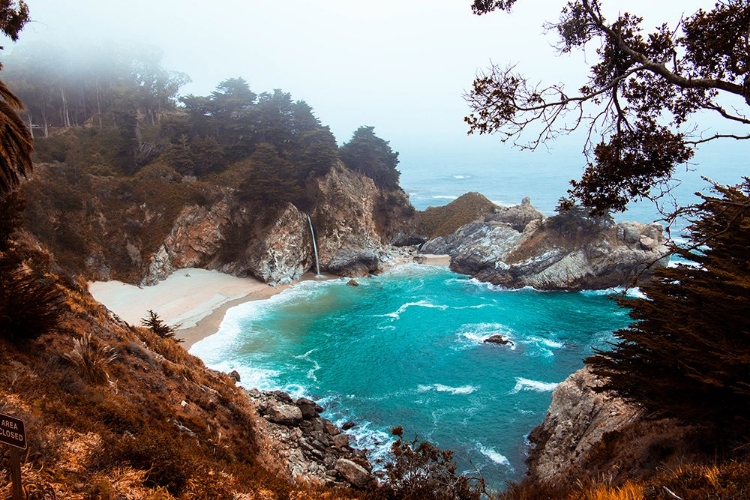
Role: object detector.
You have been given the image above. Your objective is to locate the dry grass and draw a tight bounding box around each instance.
[571,481,645,500]
[62,333,118,385]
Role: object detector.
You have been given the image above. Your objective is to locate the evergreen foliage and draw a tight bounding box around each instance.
[339,126,401,190]
[236,142,304,207]
[0,247,65,342]
[587,180,750,434]
[140,309,181,341]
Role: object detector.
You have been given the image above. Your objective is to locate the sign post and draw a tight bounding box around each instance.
[0,412,26,500]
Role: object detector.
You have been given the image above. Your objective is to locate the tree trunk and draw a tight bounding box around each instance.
[26,111,33,140]
[42,102,49,138]
[95,85,103,129]
[60,85,71,128]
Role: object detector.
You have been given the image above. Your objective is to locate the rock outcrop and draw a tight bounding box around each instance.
[526,366,643,485]
[248,389,376,488]
[422,199,669,290]
[144,163,416,284]
[144,196,233,284]
[311,163,408,277]
[526,367,704,488]
[216,202,315,285]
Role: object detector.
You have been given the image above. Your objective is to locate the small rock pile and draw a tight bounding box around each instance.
[246,389,376,489]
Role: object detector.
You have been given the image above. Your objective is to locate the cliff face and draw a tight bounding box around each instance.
[153,162,413,283]
[23,161,416,286]
[526,367,643,485]
[422,199,669,290]
[310,163,407,276]
[525,367,704,489]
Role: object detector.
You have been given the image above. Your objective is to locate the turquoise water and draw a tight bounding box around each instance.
[191,264,632,489]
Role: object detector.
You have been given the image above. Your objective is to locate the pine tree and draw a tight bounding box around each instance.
[339,126,400,190]
[140,309,181,341]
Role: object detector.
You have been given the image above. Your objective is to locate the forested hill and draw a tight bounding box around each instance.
[5,41,414,283]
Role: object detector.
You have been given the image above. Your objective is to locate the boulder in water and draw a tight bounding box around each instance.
[484,334,514,346]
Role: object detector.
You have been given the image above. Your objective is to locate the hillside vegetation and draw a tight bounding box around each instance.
[416,192,498,239]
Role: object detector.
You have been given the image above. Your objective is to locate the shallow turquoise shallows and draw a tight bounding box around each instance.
[191,264,632,490]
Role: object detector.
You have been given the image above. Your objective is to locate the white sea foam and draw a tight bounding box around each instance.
[282,383,307,400]
[337,420,394,467]
[457,323,515,348]
[418,384,478,395]
[526,336,564,349]
[293,349,321,381]
[476,443,511,467]
[668,259,701,269]
[207,362,280,391]
[452,303,491,311]
[384,300,448,320]
[432,195,459,200]
[294,349,317,360]
[509,377,558,394]
[453,175,469,179]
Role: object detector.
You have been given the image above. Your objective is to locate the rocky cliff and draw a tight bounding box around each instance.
[525,366,705,489]
[22,161,416,286]
[422,198,669,290]
[149,162,414,284]
[526,366,643,485]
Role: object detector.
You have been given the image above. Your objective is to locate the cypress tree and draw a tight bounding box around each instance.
[587,180,750,435]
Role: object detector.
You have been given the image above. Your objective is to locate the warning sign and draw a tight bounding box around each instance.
[0,413,26,449]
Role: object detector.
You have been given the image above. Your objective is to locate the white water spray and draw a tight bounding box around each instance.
[306,214,322,277]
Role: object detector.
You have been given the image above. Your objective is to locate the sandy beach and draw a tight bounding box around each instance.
[88,268,289,349]
[89,255,451,350]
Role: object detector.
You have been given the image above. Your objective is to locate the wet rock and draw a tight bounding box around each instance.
[228,370,241,383]
[296,397,324,420]
[332,433,351,449]
[484,334,514,346]
[341,421,357,431]
[347,279,360,286]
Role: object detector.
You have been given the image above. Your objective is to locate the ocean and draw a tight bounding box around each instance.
[191,139,745,490]
[191,266,633,488]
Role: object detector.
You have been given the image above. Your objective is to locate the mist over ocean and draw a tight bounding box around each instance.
[400,138,747,229]
[191,141,745,490]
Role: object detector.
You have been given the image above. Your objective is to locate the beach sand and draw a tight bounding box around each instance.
[89,255,451,350]
[88,268,288,349]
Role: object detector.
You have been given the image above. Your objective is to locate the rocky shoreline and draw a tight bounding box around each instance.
[422,197,670,290]
[247,388,377,489]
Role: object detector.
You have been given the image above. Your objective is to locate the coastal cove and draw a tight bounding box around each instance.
[181,263,632,489]
[89,258,633,490]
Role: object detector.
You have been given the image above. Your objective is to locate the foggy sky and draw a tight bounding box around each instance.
[6,0,727,194]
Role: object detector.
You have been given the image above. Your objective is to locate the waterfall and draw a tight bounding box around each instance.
[306,214,322,277]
